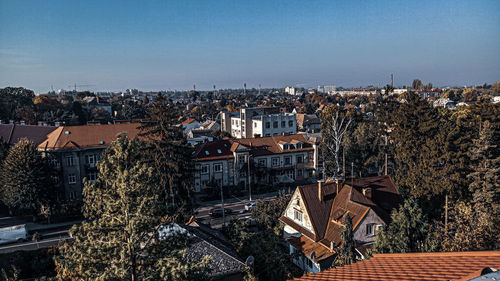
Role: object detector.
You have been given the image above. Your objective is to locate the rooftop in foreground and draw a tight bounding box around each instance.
[290,251,500,281]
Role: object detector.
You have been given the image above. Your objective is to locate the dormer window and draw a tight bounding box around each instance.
[283,144,289,150]
[217,149,222,154]
[296,143,302,149]
[205,151,210,156]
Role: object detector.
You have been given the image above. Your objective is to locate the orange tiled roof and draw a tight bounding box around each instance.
[180,118,197,125]
[38,123,142,150]
[290,251,500,281]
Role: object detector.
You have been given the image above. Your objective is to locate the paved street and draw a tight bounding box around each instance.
[0,231,71,254]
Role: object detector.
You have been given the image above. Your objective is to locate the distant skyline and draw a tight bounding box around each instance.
[1,0,499,93]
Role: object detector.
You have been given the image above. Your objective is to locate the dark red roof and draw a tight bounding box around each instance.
[0,124,57,146]
[290,251,500,281]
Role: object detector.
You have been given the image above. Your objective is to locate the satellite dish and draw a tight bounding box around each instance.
[245,256,255,267]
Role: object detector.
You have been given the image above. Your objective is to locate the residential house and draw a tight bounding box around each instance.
[37,123,142,200]
[180,118,202,135]
[296,114,321,133]
[192,134,320,192]
[159,219,246,281]
[290,251,500,281]
[279,176,401,273]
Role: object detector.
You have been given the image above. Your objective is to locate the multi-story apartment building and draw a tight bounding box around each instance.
[317,85,337,94]
[192,134,320,192]
[220,107,296,138]
[38,123,142,200]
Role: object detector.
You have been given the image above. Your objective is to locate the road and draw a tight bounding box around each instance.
[0,230,71,254]
[0,192,282,253]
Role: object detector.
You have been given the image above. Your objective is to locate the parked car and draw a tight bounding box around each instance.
[0,224,28,245]
[245,201,256,211]
[209,208,233,217]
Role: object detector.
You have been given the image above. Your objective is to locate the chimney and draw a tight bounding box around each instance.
[330,241,334,251]
[318,180,324,202]
[362,187,372,199]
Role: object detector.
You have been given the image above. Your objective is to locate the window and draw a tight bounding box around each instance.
[284,156,292,166]
[297,169,303,177]
[273,121,278,128]
[238,155,246,163]
[281,121,285,128]
[296,143,303,149]
[214,163,222,172]
[87,172,97,182]
[265,122,270,129]
[68,174,76,184]
[289,120,294,127]
[366,223,375,236]
[66,155,75,167]
[69,191,76,200]
[258,159,267,167]
[241,113,245,119]
[305,258,313,269]
[283,144,289,150]
[272,157,280,167]
[296,155,303,163]
[254,122,257,128]
[294,209,303,222]
[85,154,96,166]
[201,165,209,174]
[50,158,60,168]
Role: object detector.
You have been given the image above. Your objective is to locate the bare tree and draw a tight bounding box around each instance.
[320,107,352,179]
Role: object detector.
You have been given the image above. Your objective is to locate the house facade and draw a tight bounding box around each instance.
[38,123,142,200]
[192,134,320,192]
[279,176,402,273]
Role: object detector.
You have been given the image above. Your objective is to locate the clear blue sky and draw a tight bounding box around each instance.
[1,0,499,93]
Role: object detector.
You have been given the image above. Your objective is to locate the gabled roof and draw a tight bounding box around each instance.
[192,139,233,161]
[38,123,142,150]
[290,251,500,281]
[0,124,57,146]
[280,176,402,263]
[180,118,198,125]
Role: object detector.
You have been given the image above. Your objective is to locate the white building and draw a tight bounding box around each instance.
[221,107,296,138]
[317,85,337,94]
[285,86,297,95]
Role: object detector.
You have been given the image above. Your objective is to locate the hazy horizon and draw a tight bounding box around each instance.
[1,0,499,93]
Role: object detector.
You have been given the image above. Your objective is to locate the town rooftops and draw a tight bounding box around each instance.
[0,124,57,146]
[38,123,142,150]
[290,251,500,281]
[180,118,198,125]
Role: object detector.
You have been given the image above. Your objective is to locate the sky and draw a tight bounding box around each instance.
[1,0,499,93]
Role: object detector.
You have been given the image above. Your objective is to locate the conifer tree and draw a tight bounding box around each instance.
[56,135,209,280]
[0,138,54,217]
[335,214,356,266]
[140,95,194,221]
[440,121,499,251]
[373,198,435,253]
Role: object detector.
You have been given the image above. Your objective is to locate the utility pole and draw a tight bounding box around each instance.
[445,194,448,232]
[221,178,225,226]
[247,154,252,201]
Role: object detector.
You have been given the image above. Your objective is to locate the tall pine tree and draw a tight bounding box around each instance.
[56,135,209,280]
[140,95,195,221]
[335,214,356,267]
[0,138,54,218]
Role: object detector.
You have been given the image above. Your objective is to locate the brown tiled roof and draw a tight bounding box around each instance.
[0,124,57,146]
[193,134,314,162]
[192,139,234,161]
[298,182,337,241]
[180,118,197,125]
[38,123,142,150]
[290,251,500,281]
[287,235,335,263]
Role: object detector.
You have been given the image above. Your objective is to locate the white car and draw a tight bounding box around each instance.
[0,224,28,245]
[245,201,256,211]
